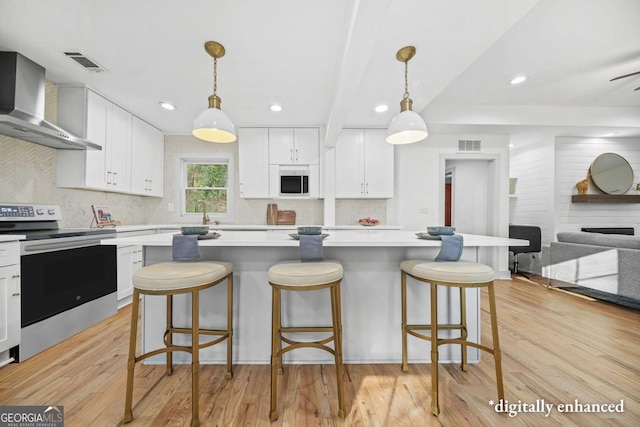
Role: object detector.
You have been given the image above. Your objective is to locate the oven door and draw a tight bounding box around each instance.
[20,244,117,327]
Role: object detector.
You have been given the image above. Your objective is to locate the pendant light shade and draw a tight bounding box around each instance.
[192,41,237,143]
[386,46,428,145]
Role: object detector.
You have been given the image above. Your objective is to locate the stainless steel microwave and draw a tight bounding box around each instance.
[279,167,309,196]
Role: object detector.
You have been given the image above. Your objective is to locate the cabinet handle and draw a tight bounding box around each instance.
[361,183,364,195]
[12,274,20,279]
[112,172,117,186]
[12,293,20,297]
[366,182,369,196]
[295,149,299,162]
[290,149,293,162]
[107,171,112,185]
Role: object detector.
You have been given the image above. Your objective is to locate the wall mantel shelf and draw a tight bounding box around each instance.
[572,194,640,203]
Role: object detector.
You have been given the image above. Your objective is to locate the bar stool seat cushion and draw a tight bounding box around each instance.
[133,261,233,291]
[400,260,494,283]
[268,261,343,286]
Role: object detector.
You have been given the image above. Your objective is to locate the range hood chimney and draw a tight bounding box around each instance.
[0,52,100,150]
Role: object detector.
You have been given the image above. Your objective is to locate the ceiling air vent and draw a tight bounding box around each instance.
[457,139,482,153]
[63,52,106,72]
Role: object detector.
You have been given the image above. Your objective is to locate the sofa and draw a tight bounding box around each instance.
[549,232,640,302]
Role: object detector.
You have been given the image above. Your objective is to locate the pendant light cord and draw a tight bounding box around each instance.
[403,60,410,100]
[213,57,218,97]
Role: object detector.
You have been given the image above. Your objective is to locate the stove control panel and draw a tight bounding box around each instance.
[0,203,61,221]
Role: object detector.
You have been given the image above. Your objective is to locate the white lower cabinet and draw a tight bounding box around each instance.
[335,129,394,198]
[117,245,143,305]
[0,242,20,361]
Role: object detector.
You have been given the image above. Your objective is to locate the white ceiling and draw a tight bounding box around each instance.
[1,0,639,148]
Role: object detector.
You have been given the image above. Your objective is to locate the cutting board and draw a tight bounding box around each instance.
[277,210,296,225]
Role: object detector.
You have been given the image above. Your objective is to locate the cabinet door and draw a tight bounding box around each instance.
[108,104,132,192]
[130,117,164,197]
[147,125,164,197]
[239,128,270,198]
[363,129,394,198]
[84,90,110,189]
[335,129,364,198]
[268,128,294,164]
[117,245,142,301]
[0,264,20,353]
[294,128,319,164]
[130,117,148,194]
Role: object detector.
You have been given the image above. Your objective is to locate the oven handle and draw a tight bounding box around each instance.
[22,238,105,253]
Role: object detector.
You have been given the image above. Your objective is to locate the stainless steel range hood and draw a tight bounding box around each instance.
[0,52,100,150]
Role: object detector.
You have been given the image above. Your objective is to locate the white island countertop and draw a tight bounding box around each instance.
[0,235,25,243]
[111,229,527,365]
[103,229,527,248]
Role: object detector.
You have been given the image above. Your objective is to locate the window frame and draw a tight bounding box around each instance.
[175,153,234,223]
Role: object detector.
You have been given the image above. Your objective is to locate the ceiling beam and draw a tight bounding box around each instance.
[323,0,392,147]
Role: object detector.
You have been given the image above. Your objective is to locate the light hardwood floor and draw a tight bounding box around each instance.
[1,276,639,426]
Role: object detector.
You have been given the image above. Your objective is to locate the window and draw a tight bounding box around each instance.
[178,154,234,222]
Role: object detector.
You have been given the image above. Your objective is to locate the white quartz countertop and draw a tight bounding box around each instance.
[0,235,25,243]
[103,229,527,248]
[115,224,403,233]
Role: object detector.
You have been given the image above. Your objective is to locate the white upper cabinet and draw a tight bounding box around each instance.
[108,103,131,192]
[56,87,162,197]
[268,128,319,165]
[130,116,164,197]
[335,129,394,198]
[238,128,270,198]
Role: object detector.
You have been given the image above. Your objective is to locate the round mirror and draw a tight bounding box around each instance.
[590,152,634,195]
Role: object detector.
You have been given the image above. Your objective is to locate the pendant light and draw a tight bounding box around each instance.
[386,46,428,145]
[192,41,237,143]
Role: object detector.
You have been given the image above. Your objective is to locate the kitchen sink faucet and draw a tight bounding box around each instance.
[196,200,210,225]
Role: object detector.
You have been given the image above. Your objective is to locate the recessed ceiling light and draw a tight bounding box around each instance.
[270,104,282,112]
[375,104,388,113]
[510,75,528,85]
[159,101,176,111]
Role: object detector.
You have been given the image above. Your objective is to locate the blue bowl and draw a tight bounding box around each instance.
[427,226,456,236]
[297,226,323,235]
[181,226,209,236]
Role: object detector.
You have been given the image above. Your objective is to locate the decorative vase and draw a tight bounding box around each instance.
[266,203,278,225]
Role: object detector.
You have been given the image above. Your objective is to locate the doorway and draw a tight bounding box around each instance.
[444,159,494,236]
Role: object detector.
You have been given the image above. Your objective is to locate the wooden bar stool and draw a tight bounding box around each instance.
[123,261,233,427]
[400,260,504,416]
[267,260,345,421]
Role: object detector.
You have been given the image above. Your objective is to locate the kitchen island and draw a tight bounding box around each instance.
[103,229,525,365]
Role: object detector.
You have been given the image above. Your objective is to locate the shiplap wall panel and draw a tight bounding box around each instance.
[509,139,555,274]
[510,140,555,243]
[555,137,640,234]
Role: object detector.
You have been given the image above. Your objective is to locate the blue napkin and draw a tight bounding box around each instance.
[435,234,463,262]
[299,234,323,262]
[172,234,200,261]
